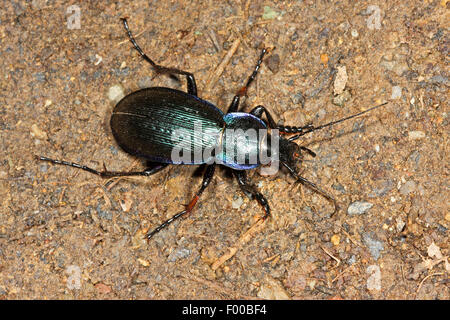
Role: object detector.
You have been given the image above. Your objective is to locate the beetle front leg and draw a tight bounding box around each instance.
[249,105,315,135]
[249,105,277,128]
[121,18,197,96]
[146,164,216,240]
[233,170,270,220]
[282,162,338,217]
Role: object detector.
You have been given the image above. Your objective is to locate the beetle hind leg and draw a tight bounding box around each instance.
[38,156,168,178]
[121,18,198,96]
[146,164,216,240]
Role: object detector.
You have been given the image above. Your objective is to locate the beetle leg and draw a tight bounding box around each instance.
[282,162,338,217]
[146,164,216,240]
[38,156,168,178]
[233,170,270,220]
[121,18,198,96]
[299,146,316,157]
[227,48,268,113]
[249,105,277,128]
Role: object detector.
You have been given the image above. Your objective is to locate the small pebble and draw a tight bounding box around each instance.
[368,180,394,198]
[137,258,150,267]
[396,217,406,232]
[107,84,125,103]
[374,144,380,152]
[291,92,305,106]
[351,29,359,38]
[391,86,402,99]
[399,180,416,195]
[347,201,373,215]
[119,193,133,212]
[408,130,425,140]
[348,255,357,265]
[331,234,340,246]
[332,90,351,107]
[168,248,190,262]
[95,283,112,294]
[430,75,448,84]
[262,6,279,20]
[30,124,48,140]
[232,196,244,209]
[257,277,290,300]
[362,233,384,260]
[366,5,382,30]
[333,65,348,95]
[366,265,381,291]
[266,53,280,73]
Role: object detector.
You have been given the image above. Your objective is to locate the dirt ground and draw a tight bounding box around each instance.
[0,0,448,299]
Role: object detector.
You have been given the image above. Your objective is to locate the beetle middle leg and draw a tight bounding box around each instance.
[38,156,168,178]
[233,170,270,220]
[121,18,198,96]
[227,48,268,113]
[146,164,216,239]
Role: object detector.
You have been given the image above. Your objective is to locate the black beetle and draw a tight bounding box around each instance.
[39,18,387,240]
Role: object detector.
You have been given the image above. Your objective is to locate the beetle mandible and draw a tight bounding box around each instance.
[39,18,387,240]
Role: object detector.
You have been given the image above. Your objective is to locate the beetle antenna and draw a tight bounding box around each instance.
[288,102,388,141]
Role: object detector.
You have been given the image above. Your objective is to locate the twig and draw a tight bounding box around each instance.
[321,246,341,269]
[340,227,362,247]
[180,274,259,299]
[207,28,221,53]
[211,218,266,271]
[415,272,444,299]
[206,38,241,92]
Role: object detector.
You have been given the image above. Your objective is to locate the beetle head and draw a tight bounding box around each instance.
[279,136,314,169]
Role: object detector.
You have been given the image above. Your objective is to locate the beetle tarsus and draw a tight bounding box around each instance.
[121,18,198,96]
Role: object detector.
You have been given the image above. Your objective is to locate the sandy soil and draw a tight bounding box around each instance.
[0,0,448,299]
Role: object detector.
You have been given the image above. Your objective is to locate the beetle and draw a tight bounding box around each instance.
[39,18,387,240]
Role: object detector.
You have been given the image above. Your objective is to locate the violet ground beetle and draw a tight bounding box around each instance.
[39,18,387,240]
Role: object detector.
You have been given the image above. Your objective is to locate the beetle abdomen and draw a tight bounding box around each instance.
[111,87,225,164]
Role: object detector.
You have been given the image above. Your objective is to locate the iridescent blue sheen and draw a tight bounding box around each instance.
[216,113,268,170]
